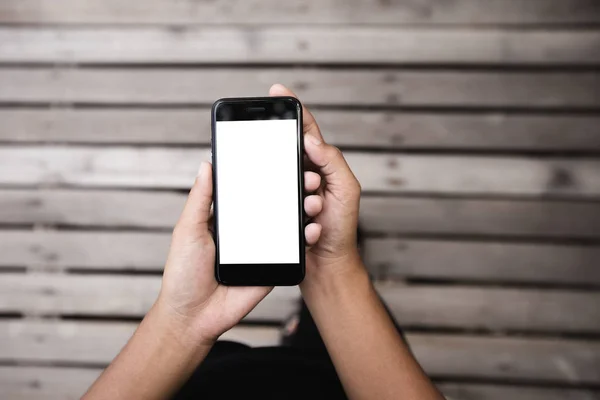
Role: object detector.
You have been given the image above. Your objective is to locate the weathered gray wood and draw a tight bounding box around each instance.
[365,238,600,284]
[0,273,299,322]
[2,27,599,65]
[2,189,599,239]
[437,384,600,400]
[2,273,599,332]
[1,320,598,384]
[2,146,599,198]
[410,333,600,384]
[0,320,280,364]
[0,366,99,400]
[2,367,598,400]
[2,109,600,152]
[0,189,184,229]
[1,68,598,108]
[0,231,170,270]
[3,231,599,285]
[1,0,599,24]
[375,283,600,333]
[359,197,600,239]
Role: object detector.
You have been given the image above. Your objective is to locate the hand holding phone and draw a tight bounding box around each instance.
[156,84,361,345]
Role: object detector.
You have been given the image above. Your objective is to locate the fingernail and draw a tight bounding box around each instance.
[197,162,207,178]
[307,135,322,146]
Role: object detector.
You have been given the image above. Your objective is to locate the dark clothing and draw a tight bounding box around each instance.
[175,343,346,399]
[174,301,405,400]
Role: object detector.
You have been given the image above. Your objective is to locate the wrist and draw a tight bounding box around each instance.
[151,298,217,351]
[301,250,370,302]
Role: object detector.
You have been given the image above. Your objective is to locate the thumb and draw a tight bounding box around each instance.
[304,134,360,191]
[174,162,213,238]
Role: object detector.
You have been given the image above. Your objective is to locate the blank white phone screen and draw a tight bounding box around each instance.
[216,119,300,264]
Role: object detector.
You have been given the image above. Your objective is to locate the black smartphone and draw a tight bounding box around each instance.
[211,97,305,286]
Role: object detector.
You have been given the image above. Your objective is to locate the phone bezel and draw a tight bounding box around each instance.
[211,96,305,286]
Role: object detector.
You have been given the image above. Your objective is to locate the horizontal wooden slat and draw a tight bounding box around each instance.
[3,231,599,285]
[2,273,599,332]
[0,366,98,400]
[2,367,598,400]
[1,320,598,384]
[376,283,600,333]
[359,197,600,239]
[1,68,598,109]
[2,28,599,65]
[0,321,280,364]
[1,0,599,25]
[414,334,600,384]
[365,238,600,284]
[2,189,599,239]
[437,383,600,400]
[0,231,170,270]
[2,146,599,198]
[0,273,299,322]
[2,109,600,152]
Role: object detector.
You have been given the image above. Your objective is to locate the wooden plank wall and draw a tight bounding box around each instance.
[0,1,600,399]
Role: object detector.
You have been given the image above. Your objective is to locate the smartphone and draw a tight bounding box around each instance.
[211,97,305,286]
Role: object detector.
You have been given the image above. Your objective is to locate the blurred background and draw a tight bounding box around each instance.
[0,0,599,399]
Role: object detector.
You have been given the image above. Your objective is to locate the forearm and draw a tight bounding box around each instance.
[83,301,211,400]
[301,257,444,400]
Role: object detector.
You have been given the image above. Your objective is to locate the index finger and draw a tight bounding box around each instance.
[269,84,323,141]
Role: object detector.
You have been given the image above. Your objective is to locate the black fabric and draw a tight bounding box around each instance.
[174,299,405,400]
[174,342,346,400]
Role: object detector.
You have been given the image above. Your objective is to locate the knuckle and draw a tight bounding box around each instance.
[328,145,343,158]
[355,179,362,193]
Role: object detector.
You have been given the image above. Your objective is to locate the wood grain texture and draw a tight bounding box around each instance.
[0,273,299,322]
[0,366,99,400]
[2,189,599,239]
[2,109,600,152]
[365,238,600,284]
[2,27,599,65]
[0,320,280,364]
[2,231,599,285]
[2,367,598,400]
[0,231,170,271]
[437,384,600,400]
[1,68,598,109]
[412,334,600,384]
[359,197,600,239]
[1,320,599,384]
[1,0,599,24]
[2,146,599,198]
[2,273,599,332]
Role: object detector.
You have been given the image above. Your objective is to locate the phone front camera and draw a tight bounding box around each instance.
[273,102,286,115]
[218,106,232,121]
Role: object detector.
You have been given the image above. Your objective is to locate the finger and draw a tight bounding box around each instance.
[304,195,323,217]
[305,223,322,246]
[175,162,213,238]
[225,286,273,317]
[303,135,358,188]
[304,171,321,193]
[269,83,323,141]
